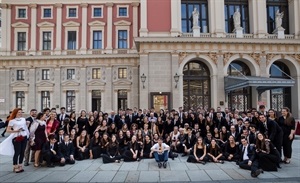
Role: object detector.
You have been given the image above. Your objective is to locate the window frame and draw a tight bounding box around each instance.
[42,31,52,50]
[224,0,250,33]
[42,7,53,19]
[92,6,103,18]
[17,32,26,51]
[118,68,127,79]
[16,7,27,19]
[66,90,76,112]
[266,0,289,34]
[16,70,25,80]
[16,91,25,110]
[92,30,102,49]
[117,5,129,18]
[42,69,50,80]
[41,91,50,110]
[67,31,77,50]
[67,69,76,80]
[92,68,101,79]
[67,6,78,19]
[117,30,128,49]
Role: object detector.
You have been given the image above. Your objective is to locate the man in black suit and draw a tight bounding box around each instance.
[235,118,244,135]
[215,112,228,130]
[125,109,134,128]
[182,127,196,156]
[108,111,120,126]
[24,109,37,166]
[134,109,144,129]
[258,113,283,157]
[57,107,69,127]
[42,135,60,167]
[238,137,262,178]
[58,134,75,166]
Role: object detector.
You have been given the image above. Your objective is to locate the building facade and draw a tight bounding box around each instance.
[0,0,300,118]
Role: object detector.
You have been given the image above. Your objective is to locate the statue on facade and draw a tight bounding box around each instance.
[275,10,284,29]
[192,7,199,28]
[233,8,241,29]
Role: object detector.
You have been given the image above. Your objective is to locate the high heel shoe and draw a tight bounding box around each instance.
[18,165,24,172]
[13,165,22,173]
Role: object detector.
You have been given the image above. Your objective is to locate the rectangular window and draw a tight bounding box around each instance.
[94,8,102,17]
[67,69,75,80]
[18,9,26,18]
[43,8,52,18]
[66,90,75,112]
[67,31,76,50]
[17,32,26,51]
[118,30,128,49]
[118,68,127,79]
[92,68,101,79]
[43,32,51,50]
[224,0,249,33]
[41,91,50,110]
[118,7,127,17]
[93,31,102,49]
[42,69,50,80]
[266,0,289,34]
[17,70,25,80]
[68,8,77,17]
[16,91,25,110]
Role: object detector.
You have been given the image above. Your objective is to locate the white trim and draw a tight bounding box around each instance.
[117,5,129,18]
[65,27,79,50]
[14,28,29,51]
[16,6,28,19]
[66,6,78,19]
[90,28,105,50]
[91,5,104,18]
[115,21,130,49]
[41,6,53,19]
[39,28,54,51]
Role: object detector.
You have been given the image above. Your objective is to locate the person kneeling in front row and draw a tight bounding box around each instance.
[151,137,170,168]
[58,134,75,166]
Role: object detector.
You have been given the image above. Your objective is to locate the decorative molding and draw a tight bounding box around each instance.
[105,2,114,7]
[80,3,88,8]
[290,54,300,62]
[88,20,106,27]
[206,52,218,65]
[61,80,80,86]
[29,4,37,8]
[63,21,80,27]
[36,81,54,87]
[178,52,187,65]
[114,20,131,26]
[11,22,30,28]
[37,21,55,27]
[266,53,276,66]
[54,3,63,8]
[223,52,234,66]
[10,81,29,87]
[250,53,261,66]
[131,2,140,7]
[87,80,106,86]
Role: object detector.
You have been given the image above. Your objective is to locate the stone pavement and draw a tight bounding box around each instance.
[0,135,300,183]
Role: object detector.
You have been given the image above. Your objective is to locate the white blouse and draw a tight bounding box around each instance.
[8,118,29,138]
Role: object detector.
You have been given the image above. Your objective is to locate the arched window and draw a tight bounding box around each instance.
[227,61,251,111]
[183,61,210,110]
[267,0,289,34]
[181,0,209,33]
[269,61,291,111]
[225,0,250,33]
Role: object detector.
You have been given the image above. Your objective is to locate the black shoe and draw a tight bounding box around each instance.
[1,134,4,137]
[163,162,167,168]
[277,164,282,169]
[137,158,141,162]
[218,160,224,164]
[158,162,162,168]
[47,164,55,168]
[199,161,206,165]
[24,162,29,166]
[181,153,187,157]
[171,156,174,160]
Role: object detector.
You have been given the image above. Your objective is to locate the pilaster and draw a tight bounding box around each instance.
[29,4,37,54]
[132,3,139,49]
[104,67,112,112]
[171,53,181,108]
[139,0,148,37]
[0,4,12,55]
[55,3,63,54]
[217,54,225,107]
[256,0,267,38]
[80,3,88,54]
[79,66,87,111]
[139,53,149,109]
[105,3,113,53]
[53,67,61,109]
[170,0,181,36]
[28,67,36,111]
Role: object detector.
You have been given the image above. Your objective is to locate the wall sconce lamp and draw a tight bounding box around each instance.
[141,73,146,89]
[174,73,179,88]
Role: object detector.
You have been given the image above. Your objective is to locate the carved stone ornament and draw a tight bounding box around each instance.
[206,52,218,65]
[178,52,187,65]
[266,53,275,66]
[250,53,261,66]
[290,54,300,62]
[223,52,233,66]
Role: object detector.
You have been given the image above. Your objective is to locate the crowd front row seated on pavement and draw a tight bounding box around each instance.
[0,105,296,178]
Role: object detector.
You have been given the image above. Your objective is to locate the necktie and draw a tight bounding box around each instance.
[242,146,245,156]
[50,144,53,150]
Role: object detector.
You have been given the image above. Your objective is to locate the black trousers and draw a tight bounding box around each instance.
[60,156,75,166]
[257,152,279,171]
[224,153,240,162]
[282,134,293,159]
[208,155,225,162]
[239,160,259,174]
[42,151,60,165]
[76,148,89,160]
[123,150,140,162]
[12,137,27,165]
[102,154,122,164]
[272,132,283,158]
[187,155,208,163]
[90,146,101,159]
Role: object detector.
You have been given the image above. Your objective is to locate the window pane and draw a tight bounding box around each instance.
[94,8,102,17]
[118,30,128,49]
[44,9,51,18]
[93,31,102,49]
[69,8,77,17]
[18,9,26,18]
[66,90,75,112]
[16,91,25,110]
[67,69,75,79]
[67,31,76,50]
[119,7,127,16]
[224,1,249,33]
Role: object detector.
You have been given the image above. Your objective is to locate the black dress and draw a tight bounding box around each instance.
[123,141,140,162]
[102,142,122,164]
[142,140,153,158]
[278,116,296,159]
[33,124,47,150]
[224,142,240,161]
[77,117,88,135]
[89,137,100,159]
[85,121,97,137]
[76,137,89,160]
[117,136,126,154]
[187,146,208,163]
[257,141,280,171]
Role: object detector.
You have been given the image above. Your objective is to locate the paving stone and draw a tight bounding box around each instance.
[186,170,211,181]
[67,171,98,182]
[160,170,190,182]
[205,169,233,181]
[89,171,117,182]
[0,172,21,182]
[111,171,128,182]
[148,162,171,171]
[125,171,140,182]
[2,172,31,182]
[185,162,200,170]
[197,162,219,170]
[169,162,188,170]
[16,171,54,182]
[100,163,122,171]
[119,162,139,171]
[68,161,93,171]
[38,170,79,182]
[137,162,149,170]
[138,171,159,182]
[233,168,256,179]
[222,168,246,180]
[258,171,278,179]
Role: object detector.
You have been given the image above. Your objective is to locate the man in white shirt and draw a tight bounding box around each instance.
[151,137,170,168]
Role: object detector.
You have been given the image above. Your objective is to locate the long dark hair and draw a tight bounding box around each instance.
[282,107,294,126]
[255,133,266,151]
[36,112,45,120]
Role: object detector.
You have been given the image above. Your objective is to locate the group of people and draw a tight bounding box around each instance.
[0,105,296,178]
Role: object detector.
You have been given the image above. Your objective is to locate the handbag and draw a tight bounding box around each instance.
[295,121,300,136]
[14,133,25,142]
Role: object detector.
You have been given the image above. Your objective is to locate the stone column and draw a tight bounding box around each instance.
[0,69,10,115]
[139,53,149,109]
[0,4,11,55]
[79,66,87,111]
[209,0,225,37]
[104,67,112,112]
[170,0,180,36]
[105,3,113,53]
[113,90,118,112]
[140,0,148,37]
[217,54,225,107]
[80,3,88,54]
[29,4,37,54]
[53,67,61,109]
[171,53,181,109]
[291,76,300,119]
[131,3,139,49]
[289,0,299,38]
[55,4,63,54]
[28,68,36,111]
[256,0,267,38]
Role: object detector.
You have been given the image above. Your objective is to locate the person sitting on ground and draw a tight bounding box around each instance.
[123,135,141,162]
[151,136,170,168]
[182,127,196,157]
[187,137,208,164]
[224,135,240,162]
[141,135,153,158]
[58,134,75,166]
[42,134,60,167]
[207,139,225,164]
[102,134,122,164]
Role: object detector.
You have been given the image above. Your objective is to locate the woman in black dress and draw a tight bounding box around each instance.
[117,130,126,154]
[224,135,240,162]
[76,110,88,135]
[100,133,109,155]
[155,117,164,137]
[85,116,97,138]
[187,137,207,164]
[31,112,48,167]
[278,107,296,164]
[89,131,101,159]
[256,133,280,171]
[141,135,153,158]
[76,130,90,160]
[207,139,225,163]
[123,135,141,162]
[69,112,76,129]
[107,123,118,137]
[98,120,108,137]
[102,134,122,163]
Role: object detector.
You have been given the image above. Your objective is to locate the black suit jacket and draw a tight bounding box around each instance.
[184,134,196,147]
[57,113,70,125]
[42,141,59,155]
[259,119,283,142]
[58,140,74,158]
[108,115,120,126]
[239,144,256,162]
[125,114,134,127]
[26,116,34,131]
